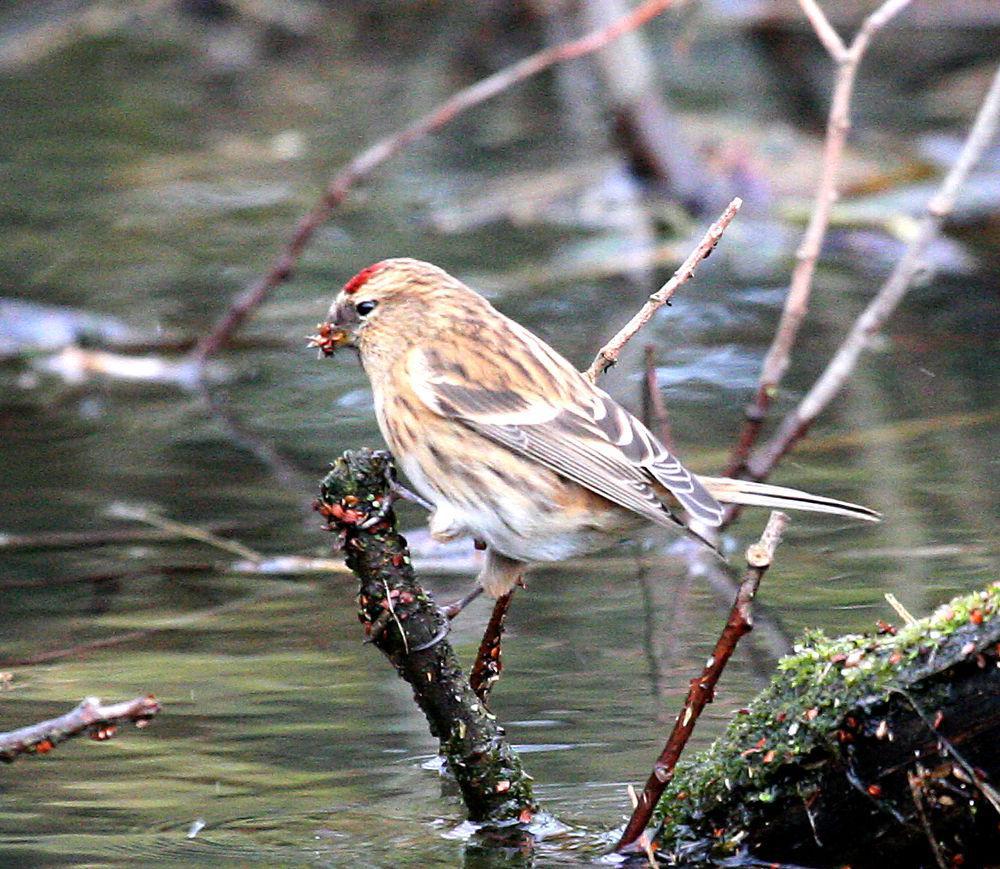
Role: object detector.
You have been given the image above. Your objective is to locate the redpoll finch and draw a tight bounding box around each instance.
[313,258,879,599]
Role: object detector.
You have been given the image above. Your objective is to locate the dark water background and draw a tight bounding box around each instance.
[0,3,997,865]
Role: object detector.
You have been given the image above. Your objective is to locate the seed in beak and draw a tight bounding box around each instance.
[306,322,347,358]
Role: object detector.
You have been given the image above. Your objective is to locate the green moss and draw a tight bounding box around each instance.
[656,581,1000,858]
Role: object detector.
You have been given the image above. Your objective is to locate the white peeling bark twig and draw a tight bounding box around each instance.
[0,696,161,762]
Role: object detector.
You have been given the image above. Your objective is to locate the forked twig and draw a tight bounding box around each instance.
[615,511,790,853]
[742,63,1000,488]
[726,0,915,477]
[0,695,161,763]
[189,0,685,366]
[585,197,742,382]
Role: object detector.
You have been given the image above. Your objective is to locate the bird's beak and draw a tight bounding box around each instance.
[308,299,358,358]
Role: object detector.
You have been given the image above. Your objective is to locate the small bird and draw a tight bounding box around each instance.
[313,258,879,600]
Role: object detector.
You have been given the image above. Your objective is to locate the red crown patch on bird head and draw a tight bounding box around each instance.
[343,261,389,295]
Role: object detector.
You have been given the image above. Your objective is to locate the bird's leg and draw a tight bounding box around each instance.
[442,584,484,619]
[392,481,433,512]
[428,502,466,543]
[470,587,517,705]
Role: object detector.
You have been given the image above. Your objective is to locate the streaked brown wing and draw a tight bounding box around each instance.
[406,343,724,528]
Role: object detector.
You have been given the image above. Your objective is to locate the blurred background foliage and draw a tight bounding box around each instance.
[0,1,997,864]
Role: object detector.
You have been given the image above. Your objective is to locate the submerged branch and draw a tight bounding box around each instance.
[317,449,535,823]
[0,695,161,763]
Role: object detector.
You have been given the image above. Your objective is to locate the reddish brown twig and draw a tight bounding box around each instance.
[0,695,161,763]
[734,62,1000,502]
[615,511,790,853]
[586,197,742,381]
[641,345,675,454]
[725,0,914,478]
[189,0,683,366]
[470,589,516,705]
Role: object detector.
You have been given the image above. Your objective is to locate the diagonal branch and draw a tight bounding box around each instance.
[615,511,790,853]
[189,0,685,367]
[585,197,742,382]
[725,0,914,478]
[316,449,535,823]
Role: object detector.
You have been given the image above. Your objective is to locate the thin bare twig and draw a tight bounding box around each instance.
[0,585,304,667]
[189,0,684,366]
[626,783,658,867]
[615,511,790,853]
[585,197,742,381]
[105,504,263,563]
[641,344,675,453]
[744,63,1000,484]
[725,0,914,477]
[908,770,949,869]
[0,695,161,763]
[796,0,847,60]
[0,525,240,553]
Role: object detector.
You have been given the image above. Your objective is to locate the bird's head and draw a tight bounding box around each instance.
[309,257,475,357]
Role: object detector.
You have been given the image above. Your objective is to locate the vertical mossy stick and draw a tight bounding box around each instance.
[317,449,535,823]
[616,511,790,852]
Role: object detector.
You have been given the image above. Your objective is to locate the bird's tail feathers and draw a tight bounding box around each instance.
[698,477,881,523]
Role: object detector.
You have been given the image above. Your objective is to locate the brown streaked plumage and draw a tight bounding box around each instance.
[319,258,880,598]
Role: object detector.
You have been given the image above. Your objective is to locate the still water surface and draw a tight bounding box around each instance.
[0,7,996,866]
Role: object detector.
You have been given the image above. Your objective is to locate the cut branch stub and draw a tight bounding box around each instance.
[316,449,535,823]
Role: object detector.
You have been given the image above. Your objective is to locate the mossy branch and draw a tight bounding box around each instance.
[655,582,1000,866]
[316,449,535,823]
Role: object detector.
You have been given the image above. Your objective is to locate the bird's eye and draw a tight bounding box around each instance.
[355,300,378,317]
